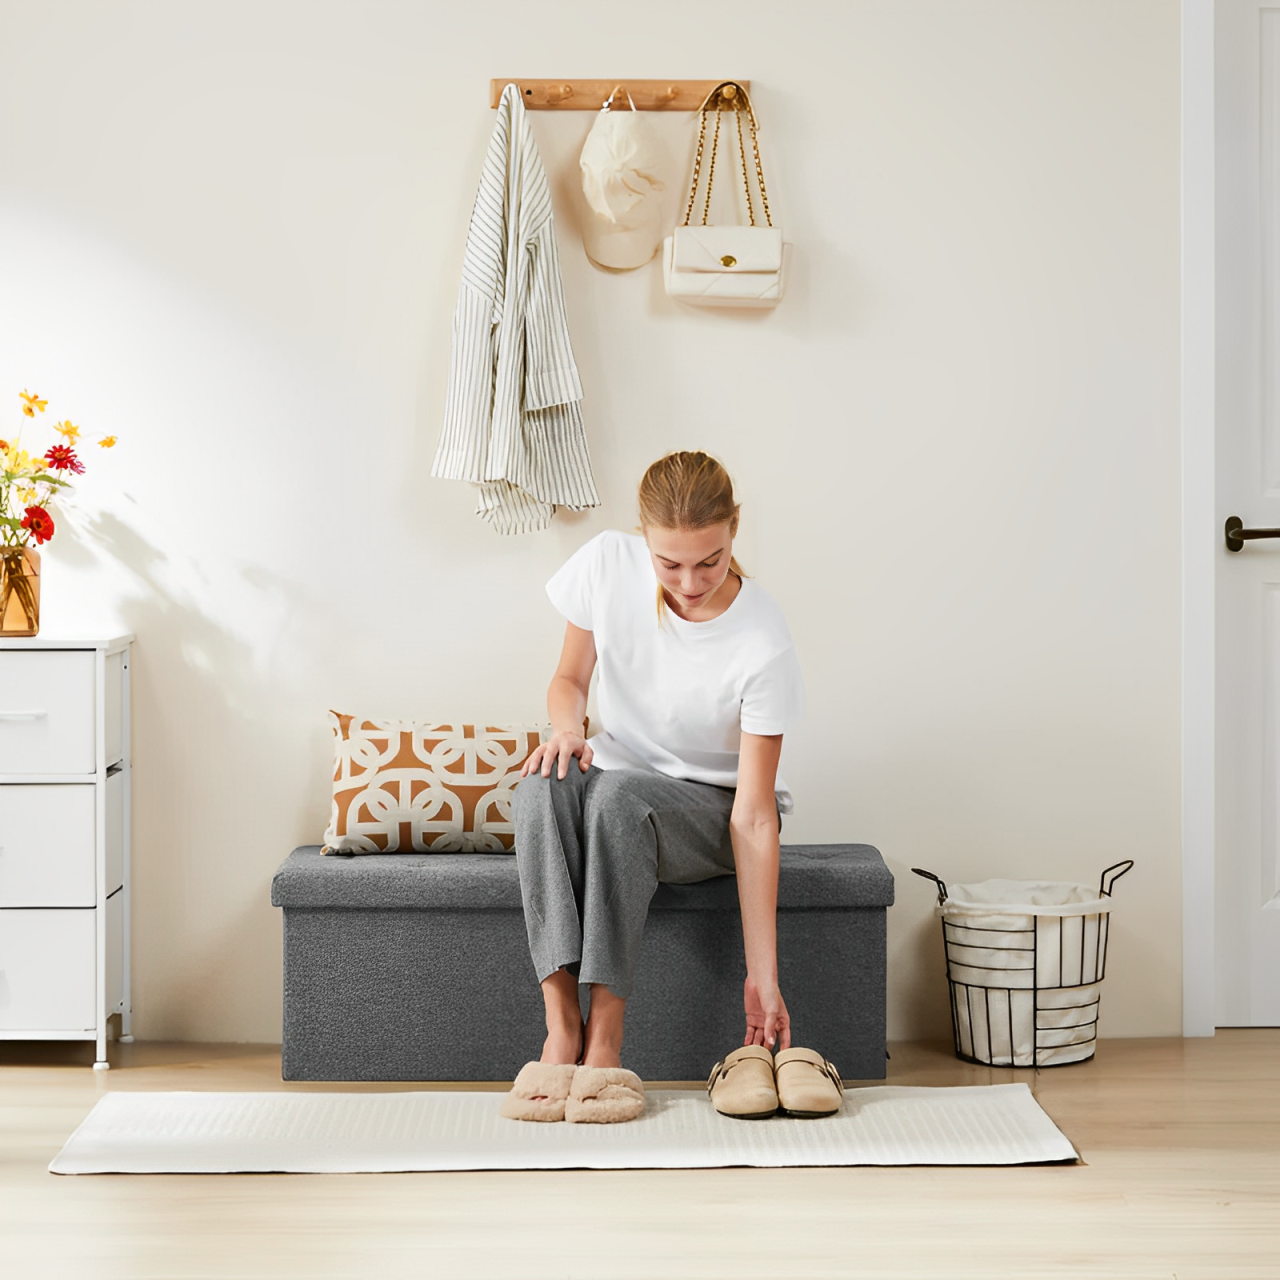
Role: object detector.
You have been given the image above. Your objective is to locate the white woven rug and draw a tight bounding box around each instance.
[49,1084,1078,1174]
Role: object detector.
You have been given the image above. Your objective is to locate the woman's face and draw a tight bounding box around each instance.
[644,523,736,616]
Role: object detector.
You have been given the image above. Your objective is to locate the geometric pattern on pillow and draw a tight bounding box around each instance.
[321,713,548,854]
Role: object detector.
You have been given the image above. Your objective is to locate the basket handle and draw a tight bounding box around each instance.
[911,867,948,906]
[1098,860,1134,897]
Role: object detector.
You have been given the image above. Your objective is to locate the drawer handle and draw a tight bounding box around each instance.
[0,711,48,721]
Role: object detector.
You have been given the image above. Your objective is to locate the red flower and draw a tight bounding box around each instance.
[20,506,55,545]
[43,445,85,476]
[43,443,85,474]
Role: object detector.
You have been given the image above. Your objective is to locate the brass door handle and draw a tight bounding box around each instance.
[1225,516,1280,552]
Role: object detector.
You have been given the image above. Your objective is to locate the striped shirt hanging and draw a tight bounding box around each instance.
[431,83,601,535]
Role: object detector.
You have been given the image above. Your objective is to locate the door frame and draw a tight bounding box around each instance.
[1182,0,1217,1037]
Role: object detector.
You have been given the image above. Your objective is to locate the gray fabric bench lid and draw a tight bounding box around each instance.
[271,844,894,912]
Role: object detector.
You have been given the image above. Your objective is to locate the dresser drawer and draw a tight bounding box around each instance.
[0,785,96,907]
[0,907,96,1032]
[0,651,96,774]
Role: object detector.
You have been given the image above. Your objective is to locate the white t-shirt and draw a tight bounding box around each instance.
[546,530,805,812]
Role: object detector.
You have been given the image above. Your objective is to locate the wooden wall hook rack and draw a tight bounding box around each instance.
[489,79,751,111]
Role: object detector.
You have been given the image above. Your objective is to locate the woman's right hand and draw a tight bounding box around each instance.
[743,975,792,1052]
[522,731,594,780]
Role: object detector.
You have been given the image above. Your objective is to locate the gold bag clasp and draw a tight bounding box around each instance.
[720,254,737,267]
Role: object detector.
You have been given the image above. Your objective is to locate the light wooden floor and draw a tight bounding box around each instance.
[2,1033,1278,1280]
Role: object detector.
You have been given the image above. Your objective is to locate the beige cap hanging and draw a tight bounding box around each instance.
[579,87,666,271]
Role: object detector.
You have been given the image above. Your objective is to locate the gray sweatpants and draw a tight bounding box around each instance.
[512,765,738,998]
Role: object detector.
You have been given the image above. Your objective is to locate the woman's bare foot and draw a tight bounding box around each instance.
[539,968,584,1066]
[582,984,625,1068]
[540,1023,584,1065]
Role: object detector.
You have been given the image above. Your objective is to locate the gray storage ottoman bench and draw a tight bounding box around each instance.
[271,843,893,1082]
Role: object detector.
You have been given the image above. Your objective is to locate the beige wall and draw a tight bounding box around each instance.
[0,0,1182,1044]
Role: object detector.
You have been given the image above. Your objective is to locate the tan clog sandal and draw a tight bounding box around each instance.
[773,1047,844,1118]
[564,1066,646,1123]
[706,1045,780,1120]
[500,1062,578,1122]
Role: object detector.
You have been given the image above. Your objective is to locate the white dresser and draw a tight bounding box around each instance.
[0,635,133,1069]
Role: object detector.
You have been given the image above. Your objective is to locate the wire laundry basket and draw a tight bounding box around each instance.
[911,861,1134,1068]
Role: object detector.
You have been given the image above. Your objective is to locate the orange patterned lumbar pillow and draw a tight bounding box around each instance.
[322,713,547,854]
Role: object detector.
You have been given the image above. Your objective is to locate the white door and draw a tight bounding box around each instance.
[1216,0,1280,1025]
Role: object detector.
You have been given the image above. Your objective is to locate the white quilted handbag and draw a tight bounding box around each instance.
[663,81,789,309]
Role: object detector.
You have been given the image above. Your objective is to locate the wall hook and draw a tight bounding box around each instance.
[491,79,750,111]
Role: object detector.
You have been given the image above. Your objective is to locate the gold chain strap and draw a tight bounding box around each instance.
[701,107,722,227]
[680,82,773,230]
[745,96,772,229]
[734,108,755,227]
[682,108,708,227]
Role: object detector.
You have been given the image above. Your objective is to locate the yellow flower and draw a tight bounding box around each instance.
[98,435,117,448]
[17,487,40,506]
[20,390,47,417]
[55,420,81,442]
[4,446,45,478]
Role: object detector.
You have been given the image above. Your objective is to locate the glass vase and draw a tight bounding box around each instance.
[0,546,40,637]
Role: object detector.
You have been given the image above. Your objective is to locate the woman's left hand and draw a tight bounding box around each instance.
[743,976,791,1051]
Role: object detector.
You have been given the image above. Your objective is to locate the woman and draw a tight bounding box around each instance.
[513,451,805,1076]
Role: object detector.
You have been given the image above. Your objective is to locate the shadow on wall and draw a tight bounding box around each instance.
[51,504,322,1040]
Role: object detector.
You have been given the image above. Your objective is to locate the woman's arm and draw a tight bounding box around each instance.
[731,731,791,1051]
[521,621,598,780]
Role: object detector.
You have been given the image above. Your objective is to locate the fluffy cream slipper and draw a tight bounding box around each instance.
[563,1066,646,1124]
[500,1062,578,1122]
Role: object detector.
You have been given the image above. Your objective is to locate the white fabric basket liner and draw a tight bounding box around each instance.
[942,878,1118,918]
[940,883,1114,990]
